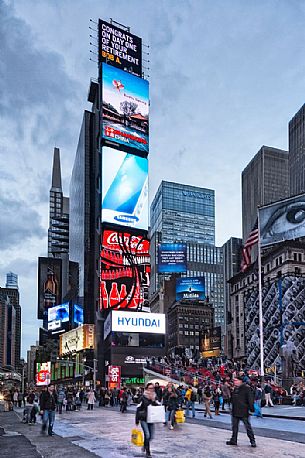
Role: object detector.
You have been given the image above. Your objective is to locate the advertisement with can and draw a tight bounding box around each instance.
[176,277,205,301]
[259,193,305,247]
[100,228,150,310]
[36,362,51,386]
[98,19,142,77]
[101,63,149,156]
[157,243,187,273]
[102,147,148,230]
[38,257,62,320]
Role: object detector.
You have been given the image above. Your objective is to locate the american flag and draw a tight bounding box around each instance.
[241,221,259,272]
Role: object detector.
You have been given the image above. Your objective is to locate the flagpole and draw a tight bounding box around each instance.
[257,209,264,380]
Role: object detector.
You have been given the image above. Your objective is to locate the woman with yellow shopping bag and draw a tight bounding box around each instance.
[135,382,159,458]
[131,427,144,447]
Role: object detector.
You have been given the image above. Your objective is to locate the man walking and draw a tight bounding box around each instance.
[40,384,58,436]
[226,376,256,448]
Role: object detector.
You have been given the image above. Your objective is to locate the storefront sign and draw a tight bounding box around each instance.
[108,365,121,389]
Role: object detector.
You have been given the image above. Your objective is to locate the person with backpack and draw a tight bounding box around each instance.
[185,386,196,418]
[203,383,213,419]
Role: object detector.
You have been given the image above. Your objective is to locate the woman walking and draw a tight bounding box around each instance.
[87,389,96,410]
[135,383,159,457]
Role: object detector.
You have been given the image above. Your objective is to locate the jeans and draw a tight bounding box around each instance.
[140,421,154,447]
[42,410,55,435]
[231,416,255,444]
[58,403,63,414]
[168,409,176,426]
[186,400,195,417]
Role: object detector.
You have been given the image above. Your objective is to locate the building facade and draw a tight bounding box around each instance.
[0,289,17,369]
[289,103,305,196]
[228,241,305,371]
[242,146,289,241]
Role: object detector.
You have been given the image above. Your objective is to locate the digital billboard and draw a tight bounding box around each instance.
[101,63,149,156]
[36,362,51,386]
[100,228,150,310]
[158,243,187,273]
[59,324,95,356]
[111,311,166,334]
[98,19,142,77]
[38,257,62,320]
[259,193,305,247]
[102,147,148,230]
[200,327,221,357]
[176,277,205,301]
[47,303,70,331]
[73,304,84,326]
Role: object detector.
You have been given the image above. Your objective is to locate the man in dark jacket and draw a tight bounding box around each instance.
[226,376,256,447]
[40,384,58,436]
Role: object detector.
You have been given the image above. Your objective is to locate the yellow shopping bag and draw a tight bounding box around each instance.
[175,409,185,423]
[131,428,144,446]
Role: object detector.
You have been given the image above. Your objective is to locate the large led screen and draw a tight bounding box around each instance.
[102,147,148,230]
[98,20,142,77]
[259,193,305,247]
[176,276,205,301]
[47,303,70,331]
[101,63,149,156]
[38,257,62,320]
[100,229,150,310]
[158,243,187,273]
[200,327,221,357]
[36,362,51,386]
[73,304,84,326]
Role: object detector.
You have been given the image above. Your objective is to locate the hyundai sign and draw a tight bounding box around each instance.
[111,311,166,334]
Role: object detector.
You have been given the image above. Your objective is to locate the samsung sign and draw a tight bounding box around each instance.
[112,311,166,335]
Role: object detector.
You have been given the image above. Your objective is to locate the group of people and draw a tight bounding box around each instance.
[290,381,305,406]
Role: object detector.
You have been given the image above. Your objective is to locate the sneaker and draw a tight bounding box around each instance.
[226,441,237,446]
[169,425,174,430]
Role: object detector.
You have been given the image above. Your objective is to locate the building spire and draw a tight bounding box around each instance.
[51,147,62,190]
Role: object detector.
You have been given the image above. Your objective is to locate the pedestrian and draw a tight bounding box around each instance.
[154,382,162,403]
[213,383,222,415]
[87,388,96,410]
[221,380,231,410]
[120,387,128,413]
[57,386,66,414]
[226,376,256,448]
[40,384,58,436]
[185,385,196,418]
[264,381,274,407]
[135,383,159,457]
[167,389,179,430]
[197,386,203,404]
[253,382,263,418]
[13,390,18,407]
[203,384,213,419]
[18,391,23,408]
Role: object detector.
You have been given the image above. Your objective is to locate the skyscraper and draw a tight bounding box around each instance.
[6,272,18,289]
[289,103,305,196]
[242,146,289,241]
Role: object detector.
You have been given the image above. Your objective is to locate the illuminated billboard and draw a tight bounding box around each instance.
[38,257,62,320]
[111,311,166,334]
[100,228,150,310]
[59,324,95,356]
[101,63,149,156]
[73,304,84,326]
[200,327,221,357]
[158,243,187,273]
[259,193,305,247]
[98,19,142,77]
[102,147,148,229]
[176,277,205,301]
[36,362,51,386]
[47,303,70,331]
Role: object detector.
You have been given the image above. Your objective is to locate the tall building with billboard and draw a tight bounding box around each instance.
[242,146,289,241]
[289,103,305,196]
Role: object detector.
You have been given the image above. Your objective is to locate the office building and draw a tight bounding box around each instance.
[6,272,18,289]
[48,147,69,257]
[242,146,289,241]
[0,289,17,369]
[289,103,305,196]
[26,342,41,385]
[222,237,242,354]
[167,300,214,355]
[1,274,21,370]
[228,241,305,372]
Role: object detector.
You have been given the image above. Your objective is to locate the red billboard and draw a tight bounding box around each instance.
[108,365,121,389]
[100,228,150,309]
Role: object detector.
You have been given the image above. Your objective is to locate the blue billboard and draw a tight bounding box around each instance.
[47,303,70,331]
[101,63,149,156]
[176,277,205,301]
[102,147,148,230]
[73,304,84,326]
[158,243,187,273]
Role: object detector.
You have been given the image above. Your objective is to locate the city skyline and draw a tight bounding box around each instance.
[2,0,305,354]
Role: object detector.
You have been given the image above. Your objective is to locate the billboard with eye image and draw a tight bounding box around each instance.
[259,193,305,247]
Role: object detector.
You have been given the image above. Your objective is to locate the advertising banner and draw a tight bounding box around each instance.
[101,63,149,156]
[36,362,51,386]
[102,147,148,229]
[108,365,121,389]
[47,303,70,331]
[259,193,305,247]
[200,327,221,357]
[59,324,95,356]
[157,243,187,273]
[73,304,84,326]
[98,19,142,77]
[37,257,62,320]
[176,277,205,301]
[100,229,150,310]
[111,311,166,334]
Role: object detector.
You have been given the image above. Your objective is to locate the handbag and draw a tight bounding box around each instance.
[147,405,165,423]
[131,428,144,447]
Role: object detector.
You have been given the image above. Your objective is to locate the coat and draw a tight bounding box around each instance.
[87,391,96,404]
[231,383,254,418]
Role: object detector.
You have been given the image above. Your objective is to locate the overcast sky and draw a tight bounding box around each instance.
[1,0,305,357]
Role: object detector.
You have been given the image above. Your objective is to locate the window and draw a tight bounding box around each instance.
[298,253,302,262]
